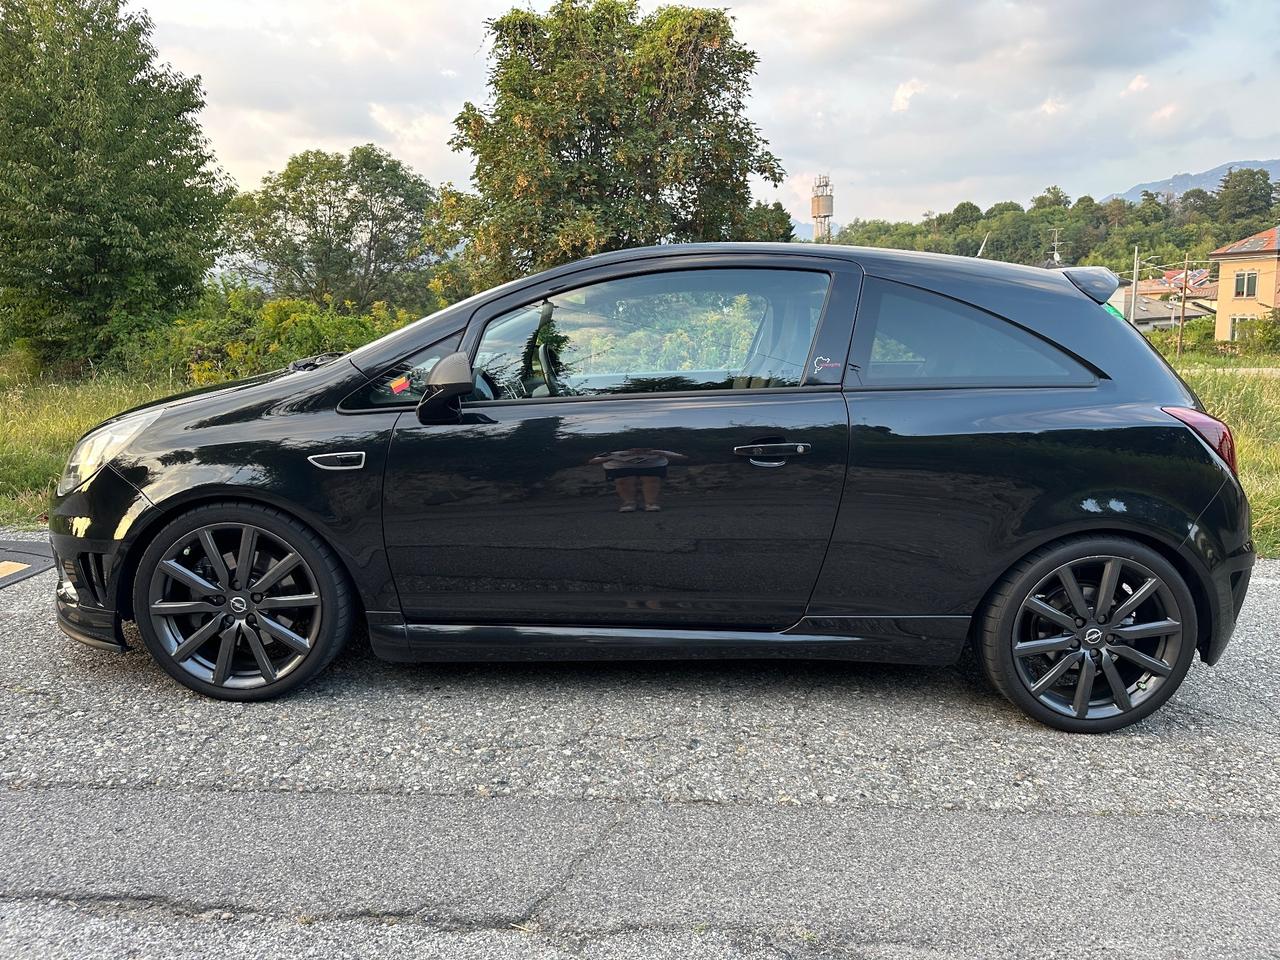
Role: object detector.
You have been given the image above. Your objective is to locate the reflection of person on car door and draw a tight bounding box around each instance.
[589,448,688,512]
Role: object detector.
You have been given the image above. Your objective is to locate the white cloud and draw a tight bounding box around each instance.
[1151,102,1179,122]
[1124,73,1150,94]
[133,0,1280,221]
[891,78,927,113]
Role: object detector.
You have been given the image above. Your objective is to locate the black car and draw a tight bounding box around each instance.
[50,244,1253,731]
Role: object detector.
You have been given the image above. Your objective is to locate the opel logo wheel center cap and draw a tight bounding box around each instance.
[229,596,249,615]
[1081,625,1105,648]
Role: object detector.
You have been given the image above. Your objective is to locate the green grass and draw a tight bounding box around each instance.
[1,367,1278,556]
[1176,366,1280,557]
[0,373,179,528]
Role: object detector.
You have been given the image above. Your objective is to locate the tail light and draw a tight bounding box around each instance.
[1163,406,1237,475]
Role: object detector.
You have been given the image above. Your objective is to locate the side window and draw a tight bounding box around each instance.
[342,333,462,409]
[851,278,1092,387]
[471,268,831,400]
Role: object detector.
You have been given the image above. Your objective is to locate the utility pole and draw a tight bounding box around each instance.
[1176,251,1190,359]
[1129,244,1140,324]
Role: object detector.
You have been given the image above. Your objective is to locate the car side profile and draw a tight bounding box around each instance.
[49,243,1253,731]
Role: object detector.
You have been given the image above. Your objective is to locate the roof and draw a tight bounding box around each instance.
[1210,226,1280,258]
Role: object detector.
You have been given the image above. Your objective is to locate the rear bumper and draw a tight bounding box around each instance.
[1186,477,1254,666]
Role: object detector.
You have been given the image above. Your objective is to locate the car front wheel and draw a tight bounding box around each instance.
[979,537,1198,733]
[132,502,352,700]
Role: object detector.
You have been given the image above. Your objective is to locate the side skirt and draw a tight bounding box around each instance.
[367,615,970,666]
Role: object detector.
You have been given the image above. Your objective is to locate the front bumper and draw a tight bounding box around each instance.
[49,465,152,653]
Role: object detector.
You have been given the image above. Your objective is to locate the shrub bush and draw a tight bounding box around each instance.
[125,281,422,383]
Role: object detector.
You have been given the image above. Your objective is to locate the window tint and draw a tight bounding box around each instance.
[852,278,1092,387]
[471,269,830,400]
[342,333,462,409]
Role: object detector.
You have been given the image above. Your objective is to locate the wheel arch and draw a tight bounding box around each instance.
[114,491,367,624]
[971,525,1214,661]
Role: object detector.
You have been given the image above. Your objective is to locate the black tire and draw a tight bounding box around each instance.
[132,502,353,701]
[979,536,1198,733]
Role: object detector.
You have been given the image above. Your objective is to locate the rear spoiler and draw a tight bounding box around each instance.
[1061,266,1120,304]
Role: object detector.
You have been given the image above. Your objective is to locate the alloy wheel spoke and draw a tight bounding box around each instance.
[256,593,320,611]
[1025,597,1077,632]
[242,625,277,682]
[151,600,218,616]
[1109,578,1159,624]
[160,559,221,597]
[1112,618,1180,642]
[1100,651,1134,711]
[1072,652,1097,717]
[252,553,300,594]
[212,624,239,684]
[172,615,223,662]
[1013,634,1076,658]
[234,527,257,588]
[197,529,230,591]
[1094,559,1121,621]
[1109,643,1172,677]
[1058,567,1090,620]
[1030,650,1083,695]
[257,614,311,655]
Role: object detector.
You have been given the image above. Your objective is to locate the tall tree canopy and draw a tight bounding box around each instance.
[0,0,229,364]
[429,0,783,295]
[228,144,438,313]
[833,171,1280,275]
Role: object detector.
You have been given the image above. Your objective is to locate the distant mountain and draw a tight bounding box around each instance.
[1105,159,1280,203]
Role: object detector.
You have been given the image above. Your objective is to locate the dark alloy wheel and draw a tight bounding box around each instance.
[133,503,351,700]
[981,537,1198,732]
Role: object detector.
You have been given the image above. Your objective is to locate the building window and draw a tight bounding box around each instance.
[1230,315,1259,341]
[1234,271,1258,298]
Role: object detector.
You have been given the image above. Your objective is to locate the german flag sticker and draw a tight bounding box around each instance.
[389,375,411,395]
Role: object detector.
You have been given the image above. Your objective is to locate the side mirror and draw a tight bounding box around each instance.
[416,352,474,424]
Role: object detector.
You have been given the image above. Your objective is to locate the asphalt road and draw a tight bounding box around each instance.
[1,539,1277,959]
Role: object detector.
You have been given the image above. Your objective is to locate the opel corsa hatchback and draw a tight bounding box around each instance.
[50,244,1253,731]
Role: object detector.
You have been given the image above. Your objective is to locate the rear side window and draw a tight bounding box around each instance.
[851,278,1092,387]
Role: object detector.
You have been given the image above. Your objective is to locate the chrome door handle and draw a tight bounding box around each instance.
[733,442,811,467]
[732,442,812,458]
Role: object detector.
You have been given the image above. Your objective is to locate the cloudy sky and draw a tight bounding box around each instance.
[140,0,1280,223]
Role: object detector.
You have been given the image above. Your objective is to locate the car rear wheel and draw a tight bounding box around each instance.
[132,502,352,700]
[979,537,1198,733]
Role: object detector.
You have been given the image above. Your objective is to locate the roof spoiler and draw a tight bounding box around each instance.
[1061,266,1120,304]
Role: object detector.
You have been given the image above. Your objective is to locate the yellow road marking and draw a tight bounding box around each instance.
[0,560,31,578]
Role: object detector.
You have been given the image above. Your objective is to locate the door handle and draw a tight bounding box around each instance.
[733,442,811,467]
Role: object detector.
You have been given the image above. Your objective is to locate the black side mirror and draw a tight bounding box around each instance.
[416,352,474,424]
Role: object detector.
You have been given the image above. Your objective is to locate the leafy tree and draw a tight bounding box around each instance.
[0,0,230,365]
[229,144,438,312]
[1216,167,1274,224]
[951,201,983,227]
[429,0,783,294]
[1179,188,1218,221]
[1031,185,1071,209]
[739,201,794,242]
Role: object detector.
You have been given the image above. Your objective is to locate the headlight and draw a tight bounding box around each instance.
[56,410,164,497]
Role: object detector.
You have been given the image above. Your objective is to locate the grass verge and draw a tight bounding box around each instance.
[1,367,1277,556]
[0,374,179,528]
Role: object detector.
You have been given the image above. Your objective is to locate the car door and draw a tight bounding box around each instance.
[381,254,862,630]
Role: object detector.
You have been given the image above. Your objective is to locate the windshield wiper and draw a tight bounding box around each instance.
[288,352,344,372]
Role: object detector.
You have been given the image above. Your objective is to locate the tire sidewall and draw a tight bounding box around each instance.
[132,503,350,701]
[987,538,1198,733]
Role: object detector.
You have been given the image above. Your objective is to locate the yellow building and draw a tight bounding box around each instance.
[1209,226,1279,340]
